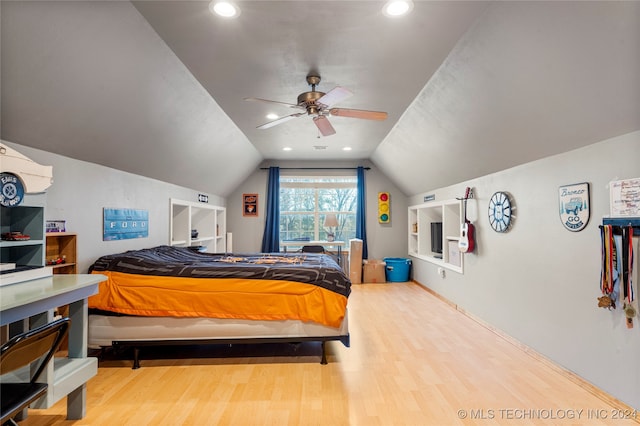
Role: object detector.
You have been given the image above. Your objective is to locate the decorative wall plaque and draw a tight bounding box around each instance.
[558,182,590,232]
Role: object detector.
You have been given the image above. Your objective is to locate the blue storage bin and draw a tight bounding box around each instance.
[383,257,412,282]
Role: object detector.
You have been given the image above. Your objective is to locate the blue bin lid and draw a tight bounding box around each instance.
[383,257,411,263]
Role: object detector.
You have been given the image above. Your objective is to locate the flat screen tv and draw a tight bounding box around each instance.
[430,222,443,254]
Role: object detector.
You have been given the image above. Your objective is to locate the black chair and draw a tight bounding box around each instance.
[300,245,342,265]
[301,245,326,254]
[1,318,70,426]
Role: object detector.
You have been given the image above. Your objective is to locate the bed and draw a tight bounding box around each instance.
[87,245,351,367]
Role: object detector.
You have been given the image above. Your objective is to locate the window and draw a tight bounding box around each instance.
[280,176,357,242]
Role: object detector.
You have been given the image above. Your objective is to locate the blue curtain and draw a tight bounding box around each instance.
[261,167,280,253]
[356,166,369,259]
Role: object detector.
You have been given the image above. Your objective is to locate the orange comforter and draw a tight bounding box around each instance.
[89,271,348,328]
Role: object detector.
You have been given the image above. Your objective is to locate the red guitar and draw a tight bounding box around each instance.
[458,187,475,253]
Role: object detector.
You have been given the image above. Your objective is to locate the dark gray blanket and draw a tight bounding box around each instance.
[89,245,351,298]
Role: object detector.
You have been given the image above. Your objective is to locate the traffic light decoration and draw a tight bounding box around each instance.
[378,192,390,223]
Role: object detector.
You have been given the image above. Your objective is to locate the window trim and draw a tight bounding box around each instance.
[279,175,357,242]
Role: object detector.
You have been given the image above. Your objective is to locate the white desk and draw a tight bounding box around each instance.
[0,274,107,420]
[280,240,345,264]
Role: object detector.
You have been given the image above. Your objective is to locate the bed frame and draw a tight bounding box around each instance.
[89,311,350,368]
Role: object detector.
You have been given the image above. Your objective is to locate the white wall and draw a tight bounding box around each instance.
[226,160,408,260]
[5,141,225,273]
[408,131,640,409]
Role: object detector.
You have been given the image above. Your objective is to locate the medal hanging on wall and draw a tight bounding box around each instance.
[599,225,617,309]
[621,226,635,328]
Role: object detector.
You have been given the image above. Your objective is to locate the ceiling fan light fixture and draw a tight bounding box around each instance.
[246,74,388,136]
[383,0,413,17]
[209,1,240,18]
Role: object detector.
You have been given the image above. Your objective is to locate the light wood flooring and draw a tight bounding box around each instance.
[18,282,639,425]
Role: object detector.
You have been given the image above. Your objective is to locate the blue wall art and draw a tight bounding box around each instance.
[103,208,149,241]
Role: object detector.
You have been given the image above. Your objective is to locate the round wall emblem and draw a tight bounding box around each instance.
[558,182,590,232]
[0,173,25,207]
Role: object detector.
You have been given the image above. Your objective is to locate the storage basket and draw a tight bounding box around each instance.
[383,257,412,282]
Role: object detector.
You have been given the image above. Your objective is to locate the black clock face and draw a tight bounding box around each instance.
[488,191,512,232]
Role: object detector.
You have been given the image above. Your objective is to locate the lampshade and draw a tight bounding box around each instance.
[323,214,339,228]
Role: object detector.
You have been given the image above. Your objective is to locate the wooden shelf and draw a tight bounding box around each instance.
[46,233,77,274]
[50,262,77,271]
[45,233,77,351]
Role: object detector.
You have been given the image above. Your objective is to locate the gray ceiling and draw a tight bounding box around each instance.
[2,1,639,197]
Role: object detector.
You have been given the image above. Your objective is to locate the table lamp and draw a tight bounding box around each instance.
[323,214,339,242]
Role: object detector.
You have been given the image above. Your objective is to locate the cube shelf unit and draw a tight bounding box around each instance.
[408,198,464,273]
[170,198,226,253]
[46,233,77,274]
[1,194,46,273]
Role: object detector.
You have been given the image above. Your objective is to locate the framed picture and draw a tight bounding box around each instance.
[103,208,149,241]
[243,194,258,217]
[610,177,640,217]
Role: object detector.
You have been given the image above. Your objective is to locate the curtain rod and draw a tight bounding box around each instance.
[260,167,370,170]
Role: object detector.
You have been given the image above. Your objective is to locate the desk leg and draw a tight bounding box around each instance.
[67,298,88,419]
[68,298,88,358]
[67,384,87,419]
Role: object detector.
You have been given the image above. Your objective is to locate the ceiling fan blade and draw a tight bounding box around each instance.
[244,97,302,109]
[329,108,388,121]
[257,112,305,129]
[313,115,336,136]
[316,86,353,108]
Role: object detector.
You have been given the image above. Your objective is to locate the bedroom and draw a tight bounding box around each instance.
[1,0,639,424]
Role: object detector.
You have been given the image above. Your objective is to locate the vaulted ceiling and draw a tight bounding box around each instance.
[2,1,639,197]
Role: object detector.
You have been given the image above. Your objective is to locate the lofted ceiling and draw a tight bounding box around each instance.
[1,1,639,197]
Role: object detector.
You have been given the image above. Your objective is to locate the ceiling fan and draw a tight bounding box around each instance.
[244,75,388,137]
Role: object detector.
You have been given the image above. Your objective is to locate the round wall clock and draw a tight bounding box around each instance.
[488,191,513,232]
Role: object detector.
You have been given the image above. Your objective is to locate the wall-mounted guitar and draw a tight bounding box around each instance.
[458,187,476,253]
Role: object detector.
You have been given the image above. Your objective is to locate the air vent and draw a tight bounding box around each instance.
[313,145,328,150]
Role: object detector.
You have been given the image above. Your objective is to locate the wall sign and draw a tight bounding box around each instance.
[243,194,258,217]
[103,208,149,240]
[558,182,590,232]
[0,173,25,207]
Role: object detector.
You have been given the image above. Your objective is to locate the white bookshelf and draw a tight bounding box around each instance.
[408,198,464,273]
[169,198,226,253]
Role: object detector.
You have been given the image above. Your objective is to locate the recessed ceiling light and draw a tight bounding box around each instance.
[266,113,279,120]
[343,146,352,151]
[209,1,240,18]
[382,0,413,17]
[283,147,292,151]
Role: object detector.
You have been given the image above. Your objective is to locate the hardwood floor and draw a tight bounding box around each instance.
[19,282,638,425]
